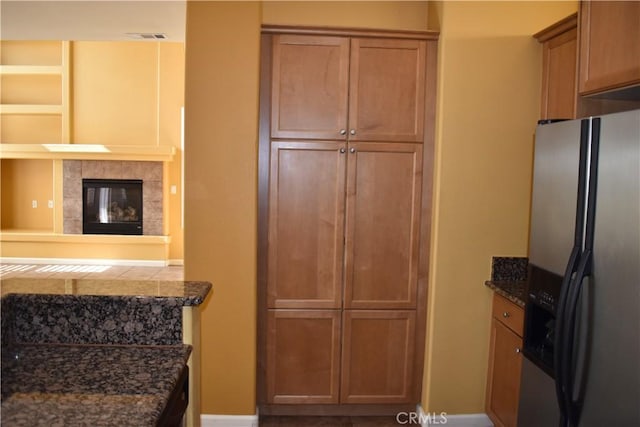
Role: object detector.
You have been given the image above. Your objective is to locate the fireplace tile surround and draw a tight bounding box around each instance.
[63,160,163,236]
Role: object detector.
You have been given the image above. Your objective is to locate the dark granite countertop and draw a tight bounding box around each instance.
[485,280,527,307]
[485,256,529,307]
[1,343,191,426]
[0,279,209,426]
[0,278,211,306]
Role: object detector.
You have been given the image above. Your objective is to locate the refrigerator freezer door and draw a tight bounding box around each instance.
[529,119,585,275]
[579,109,640,426]
[518,357,560,427]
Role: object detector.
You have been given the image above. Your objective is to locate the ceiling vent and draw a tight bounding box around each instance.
[126,33,168,40]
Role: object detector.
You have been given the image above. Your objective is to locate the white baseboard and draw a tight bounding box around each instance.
[0,257,168,267]
[416,405,493,427]
[201,413,259,427]
[168,258,184,266]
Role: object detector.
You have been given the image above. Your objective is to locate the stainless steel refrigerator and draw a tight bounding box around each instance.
[518,109,640,427]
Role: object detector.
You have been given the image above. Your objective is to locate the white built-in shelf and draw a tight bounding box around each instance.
[0,230,170,244]
[0,65,63,75]
[0,105,63,114]
[0,143,176,162]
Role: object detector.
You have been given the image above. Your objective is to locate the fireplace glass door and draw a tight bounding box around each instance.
[83,179,143,235]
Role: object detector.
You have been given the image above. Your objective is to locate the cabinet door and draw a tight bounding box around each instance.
[486,318,523,427]
[344,142,422,309]
[267,141,346,309]
[348,38,426,142]
[266,309,341,404]
[341,310,416,403]
[579,1,640,94]
[541,27,577,119]
[271,35,349,140]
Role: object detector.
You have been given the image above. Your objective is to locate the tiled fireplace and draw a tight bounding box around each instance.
[63,160,163,236]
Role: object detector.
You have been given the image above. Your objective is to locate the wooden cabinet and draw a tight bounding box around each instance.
[486,293,524,427]
[534,5,640,120]
[344,142,422,310]
[578,1,640,95]
[271,34,426,142]
[266,141,422,404]
[348,39,425,142]
[267,310,341,404]
[271,35,349,140]
[260,27,437,411]
[534,14,578,120]
[341,310,416,403]
[267,141,346,309]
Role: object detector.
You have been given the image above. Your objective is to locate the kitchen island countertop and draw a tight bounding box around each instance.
[1,277,212,426]
[0,278,211,306]
[1,343,191,426]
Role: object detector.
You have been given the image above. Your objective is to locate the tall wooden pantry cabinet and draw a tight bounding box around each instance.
[258,26,439,415]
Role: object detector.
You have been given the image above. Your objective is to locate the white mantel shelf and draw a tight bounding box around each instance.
[0,144,176,162]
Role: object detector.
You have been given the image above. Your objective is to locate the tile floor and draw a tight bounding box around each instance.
[0,263,184,281]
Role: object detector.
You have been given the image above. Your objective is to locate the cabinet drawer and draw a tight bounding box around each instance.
[492,293,524,337]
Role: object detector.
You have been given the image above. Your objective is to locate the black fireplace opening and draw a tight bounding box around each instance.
[82,179,143,235]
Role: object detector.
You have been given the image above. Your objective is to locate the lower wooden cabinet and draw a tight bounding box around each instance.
[266,309,416,404]
[341,310,416,403]
[266,310,341,404]
[486,293,524,427]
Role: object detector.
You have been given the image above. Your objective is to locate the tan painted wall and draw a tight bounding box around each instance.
[421,0,578,414]
[262,1,428,30]
[184,1,261,415]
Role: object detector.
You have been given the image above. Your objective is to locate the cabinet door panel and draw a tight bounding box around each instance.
[349,38,426,142]
[579,1,640,94]
[271,35,349,140]
[486,318,523,427]
[268,141,346,309]
[267,309,341,404]
[542,28,577,119]
[344,142,422,309]
[341,310,416,403]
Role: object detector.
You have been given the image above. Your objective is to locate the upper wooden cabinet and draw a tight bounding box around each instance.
[534,14,578,120]
[271,35,426,142]
[578,1,640,95]
[271,35,350,140]
[348,39,425,142]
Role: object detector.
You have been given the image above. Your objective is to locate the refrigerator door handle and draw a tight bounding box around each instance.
[560,250,591,427]
[554,118,593,427]
[554,246,581,427]
[559,117,601,427]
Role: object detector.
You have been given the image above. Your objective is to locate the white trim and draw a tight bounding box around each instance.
[417,405,493,427]
[0,257,168,267]
[201,413,259,427]
[168,258,184,266]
